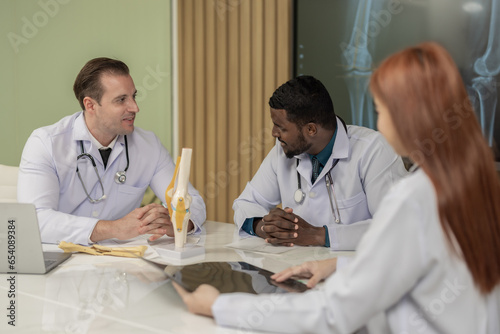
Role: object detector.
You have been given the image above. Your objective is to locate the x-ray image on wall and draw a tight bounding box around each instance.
[295,0,500,161]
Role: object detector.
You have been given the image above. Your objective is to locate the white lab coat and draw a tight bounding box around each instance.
[18,112,206,245]
[233,117,408,250]
[215,169,500,334]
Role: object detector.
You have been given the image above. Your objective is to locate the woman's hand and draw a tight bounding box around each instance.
[172,282,220,317]
[271,258,337,288]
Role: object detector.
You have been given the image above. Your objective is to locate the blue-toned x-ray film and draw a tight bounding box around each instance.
[295,0,500,160]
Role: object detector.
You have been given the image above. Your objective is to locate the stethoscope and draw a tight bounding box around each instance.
[294,159,342,224]
[76,136,129,203]
[293,119,347,224]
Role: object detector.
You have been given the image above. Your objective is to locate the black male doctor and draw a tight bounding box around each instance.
[233,76,407,250]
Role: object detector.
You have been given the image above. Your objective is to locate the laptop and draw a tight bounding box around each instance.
[0,203,71,274]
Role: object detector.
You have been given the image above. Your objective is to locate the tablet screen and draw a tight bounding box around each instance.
[165,261,309,294]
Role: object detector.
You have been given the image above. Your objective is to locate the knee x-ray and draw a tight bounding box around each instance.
[295,0,500,161]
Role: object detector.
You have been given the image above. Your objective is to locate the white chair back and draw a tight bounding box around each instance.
[0,164,19,203]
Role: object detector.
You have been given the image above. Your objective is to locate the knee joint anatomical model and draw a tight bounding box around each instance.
[165,148,193,249]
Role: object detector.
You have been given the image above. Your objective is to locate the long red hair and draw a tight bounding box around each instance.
[370,42,500,294]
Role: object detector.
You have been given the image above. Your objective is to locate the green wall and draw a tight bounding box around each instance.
[0,0,173,166]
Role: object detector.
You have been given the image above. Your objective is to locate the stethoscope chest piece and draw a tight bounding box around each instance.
[294,188,305,204]
[115,171,127,184]
[294,159,306,204]
[113,135,130,184]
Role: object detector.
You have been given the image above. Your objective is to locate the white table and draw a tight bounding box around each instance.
[0,221,349,334]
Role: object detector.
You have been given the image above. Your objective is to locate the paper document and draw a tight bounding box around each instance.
[97,234,159,259]
[98,234,151,247]
[147,235,203,261]
[98,235,202,260]
[149,235,200,248]
[225,237,296,254]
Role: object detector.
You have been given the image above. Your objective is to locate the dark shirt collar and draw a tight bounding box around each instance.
[308,127,337,167]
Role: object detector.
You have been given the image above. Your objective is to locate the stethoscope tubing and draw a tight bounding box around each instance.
[294,158,342,224]
[76,136,129,203]
[326,170,341,224]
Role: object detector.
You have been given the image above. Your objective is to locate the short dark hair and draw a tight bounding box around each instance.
[73,57,130,110]
[268,75,336,130]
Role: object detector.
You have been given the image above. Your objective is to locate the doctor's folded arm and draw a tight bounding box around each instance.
[175,43,500,334]
[17,57,206,246]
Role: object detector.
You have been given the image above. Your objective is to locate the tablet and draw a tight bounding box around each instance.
[165,261,309,294]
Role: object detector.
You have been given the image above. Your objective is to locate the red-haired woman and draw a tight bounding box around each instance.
[174,42,500,334]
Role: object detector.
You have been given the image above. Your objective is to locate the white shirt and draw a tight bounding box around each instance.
[233,117,408,250]
[18,111,206,245]
[215,169,500,333]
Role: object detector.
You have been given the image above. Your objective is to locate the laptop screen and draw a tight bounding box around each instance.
[0,203,70,274]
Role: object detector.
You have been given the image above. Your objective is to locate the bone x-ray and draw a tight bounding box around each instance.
[295,0,500,161]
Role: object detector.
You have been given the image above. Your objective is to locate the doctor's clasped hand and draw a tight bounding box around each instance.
[89,203,194,242]
[257,207,327,247]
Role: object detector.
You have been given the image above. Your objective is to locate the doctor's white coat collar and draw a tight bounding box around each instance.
[72,111,125,150]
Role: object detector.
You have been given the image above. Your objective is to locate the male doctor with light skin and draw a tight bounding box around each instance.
[83,73,172,242]
[18,58,206,245]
